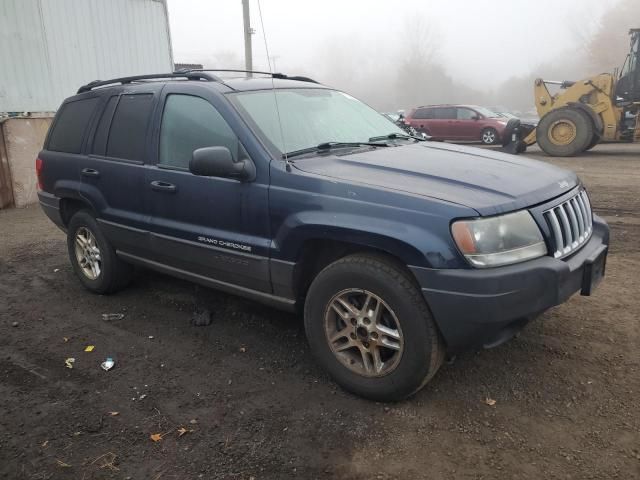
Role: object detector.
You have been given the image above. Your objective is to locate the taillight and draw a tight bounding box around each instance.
[35,158,43,190]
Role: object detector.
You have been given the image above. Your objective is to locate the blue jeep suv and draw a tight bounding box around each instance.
[37,71,609,401]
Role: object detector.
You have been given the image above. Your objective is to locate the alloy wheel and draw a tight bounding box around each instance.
[482,130,496,144]
[74,227,102,280]
[324,288,404,377]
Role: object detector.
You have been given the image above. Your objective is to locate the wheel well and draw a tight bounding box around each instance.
[60,198,94,227]
[292,239,419,300]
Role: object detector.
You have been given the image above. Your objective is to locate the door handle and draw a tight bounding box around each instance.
[150,180,177,193]
[81,168,100,178]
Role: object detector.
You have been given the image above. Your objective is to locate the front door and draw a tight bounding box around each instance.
[145,87,271,293]
[455,107,482,140]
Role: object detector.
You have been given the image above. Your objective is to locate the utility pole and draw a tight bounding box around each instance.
[242,0,253,77]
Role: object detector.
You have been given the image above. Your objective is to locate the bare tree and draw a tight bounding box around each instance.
[588,0,640,73]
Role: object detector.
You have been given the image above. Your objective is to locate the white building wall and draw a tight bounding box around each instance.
[0,0,174,112]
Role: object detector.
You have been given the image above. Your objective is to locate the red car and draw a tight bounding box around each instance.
[404,105,509,145]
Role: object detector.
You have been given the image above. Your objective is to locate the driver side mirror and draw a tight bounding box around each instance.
[471,114,481,120]
[189,146,256,182]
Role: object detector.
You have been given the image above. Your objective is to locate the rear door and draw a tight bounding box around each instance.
[143,84,271,293]
[81,89,159,257]
[425,107,456,138]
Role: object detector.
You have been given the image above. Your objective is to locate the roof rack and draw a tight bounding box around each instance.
[77,69,320,94]
[178,69,319,84]
[77,71,222,94]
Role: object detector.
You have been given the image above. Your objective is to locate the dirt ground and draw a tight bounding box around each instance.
[1,144,639,480]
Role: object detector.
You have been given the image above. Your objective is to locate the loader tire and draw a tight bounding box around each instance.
[537,108,594,157]
[585,133,600,151]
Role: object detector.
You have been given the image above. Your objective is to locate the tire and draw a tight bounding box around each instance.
[537,108,594,157]
[67,210,132,294]
[304,254,444,402]
[481,127,498,145]
[585,133,600,151]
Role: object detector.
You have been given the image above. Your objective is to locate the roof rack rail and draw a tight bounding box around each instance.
[77,71,222,94]
[179,69,319,84]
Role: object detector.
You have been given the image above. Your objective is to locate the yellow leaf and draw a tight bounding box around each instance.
[150,433,163,442]
[485,397,497,406]
[65,358,75,369]
[84,345,95,352]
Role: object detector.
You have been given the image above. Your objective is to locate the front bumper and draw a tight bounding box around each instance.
[410,215,609,353]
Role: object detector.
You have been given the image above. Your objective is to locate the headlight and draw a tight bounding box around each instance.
[451,210,547,268]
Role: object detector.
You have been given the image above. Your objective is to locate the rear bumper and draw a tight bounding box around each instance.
[410,215,609,353]
[38,191,65,231]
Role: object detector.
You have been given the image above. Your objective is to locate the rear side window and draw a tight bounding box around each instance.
[48,98,100,153]
[159,94,240,169]
[436,108,456,119]
[91,96,119,155]
[106,94,154,161]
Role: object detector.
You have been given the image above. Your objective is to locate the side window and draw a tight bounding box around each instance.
[48,98,100,153]
[91,96,119,155]
[457,108,476,120]
[159,94,240,169]
[106,94,154,161]
[438,108,456,119]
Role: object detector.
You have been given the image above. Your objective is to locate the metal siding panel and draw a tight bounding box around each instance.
[0,0,173,113]
[0,0,50,112]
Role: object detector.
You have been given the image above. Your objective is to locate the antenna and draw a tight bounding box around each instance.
[256,0,289,167]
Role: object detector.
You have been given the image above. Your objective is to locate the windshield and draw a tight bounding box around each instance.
[229,88,406,155]
[472,106,502,118]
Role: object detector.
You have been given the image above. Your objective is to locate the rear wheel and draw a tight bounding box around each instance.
[481,127,498,145]
[67,210,132,294]
[537,108,594,156]
[304,254,444,402]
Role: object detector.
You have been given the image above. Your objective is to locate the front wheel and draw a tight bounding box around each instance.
[481,128,498,145]
[536,108,594,157]
[304,254,444,401]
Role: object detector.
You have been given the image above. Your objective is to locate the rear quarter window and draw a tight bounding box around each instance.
[47,97,100,154]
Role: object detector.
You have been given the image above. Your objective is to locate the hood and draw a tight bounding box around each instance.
[292,142,578,216]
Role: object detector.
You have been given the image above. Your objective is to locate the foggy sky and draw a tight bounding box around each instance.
[166,0,619,91]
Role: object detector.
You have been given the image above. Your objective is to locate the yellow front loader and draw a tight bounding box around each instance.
[516,28,640,157]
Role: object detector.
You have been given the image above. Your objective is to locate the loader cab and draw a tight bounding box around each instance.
[616,29,640,102]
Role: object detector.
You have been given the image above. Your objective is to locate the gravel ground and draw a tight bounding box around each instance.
[0,143,638,479]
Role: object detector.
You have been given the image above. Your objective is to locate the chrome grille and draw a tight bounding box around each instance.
[543,189,593,258]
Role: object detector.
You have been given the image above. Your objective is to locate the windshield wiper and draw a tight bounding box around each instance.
[369,133,426,142]
[283,141,388,159]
